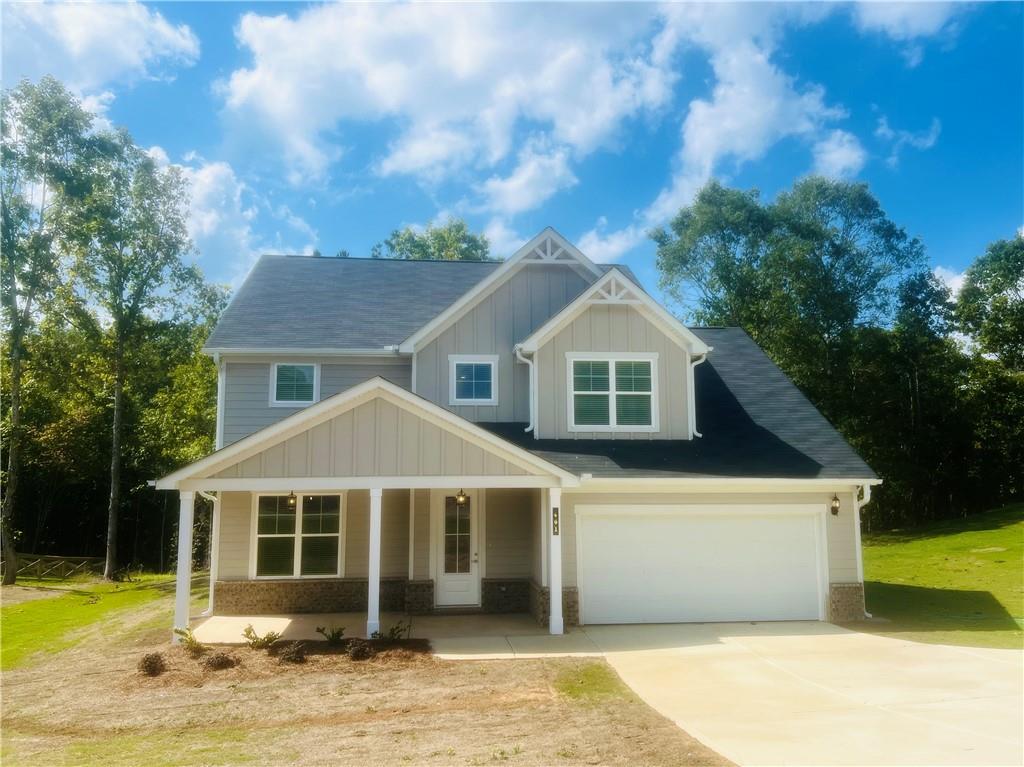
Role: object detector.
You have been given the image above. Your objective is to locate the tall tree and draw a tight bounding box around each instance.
[957,234,1024,370]
[371,218,491,261]
[64,130,201,579]
[0,77,93,583]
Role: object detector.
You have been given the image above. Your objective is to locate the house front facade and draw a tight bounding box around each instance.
[158,228,878,638]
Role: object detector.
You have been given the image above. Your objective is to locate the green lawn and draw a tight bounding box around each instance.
[858,504,1024,648]
[0,574,190,670]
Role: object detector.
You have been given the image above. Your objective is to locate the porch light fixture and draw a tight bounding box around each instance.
[287,491,297,509]
[830,494,841,516]
[455,489,468,506]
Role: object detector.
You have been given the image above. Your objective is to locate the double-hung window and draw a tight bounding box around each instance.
[449,355,498,406]
[254,494,342,577]
[568,353,658,431]
[271,363,318,406]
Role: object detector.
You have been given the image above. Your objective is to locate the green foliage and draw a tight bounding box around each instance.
[173,627,206,658]
[201,651,238,671]
[137,652,166,677]
[315,625,346,646]
[554,662,629,702]
[242,624,281,650]
[655,177,1022,527]
[278,641,307,664]
[371,218,491,261]
[957,234,1024,370]
[370,620,411,641]
[345,637,375,661]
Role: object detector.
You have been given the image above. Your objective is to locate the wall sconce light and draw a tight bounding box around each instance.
[830,494,841,516]
[455,489,468,506]
[287,491,297,509]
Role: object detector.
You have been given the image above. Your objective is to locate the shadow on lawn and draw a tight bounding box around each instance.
[862,581,1022,632]
[865,504,1024,544]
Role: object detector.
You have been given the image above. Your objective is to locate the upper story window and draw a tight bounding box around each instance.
[449,355,498,406]
[271,363,319,407]
[567,353,658,432]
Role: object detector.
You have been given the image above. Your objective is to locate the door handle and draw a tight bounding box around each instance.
[472,552,479,563]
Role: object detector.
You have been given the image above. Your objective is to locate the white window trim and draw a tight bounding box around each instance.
[249,492,345,579]
[448,354,499,406]
[566,352,659,433]
[269,362,320,407]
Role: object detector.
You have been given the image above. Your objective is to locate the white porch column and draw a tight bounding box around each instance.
[172,490,195,642]
[548,487,563,635]
[367,488,383,637]
[206,493,221,615]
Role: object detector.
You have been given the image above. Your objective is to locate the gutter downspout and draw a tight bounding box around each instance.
[689,351,710,438]
[514,345,536,434]
[854,483,872,618]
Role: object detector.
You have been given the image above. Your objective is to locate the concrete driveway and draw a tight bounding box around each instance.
[584,622,1023,767]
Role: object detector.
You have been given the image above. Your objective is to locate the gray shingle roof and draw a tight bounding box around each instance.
[480,328,876,480]
[205,255,639,350]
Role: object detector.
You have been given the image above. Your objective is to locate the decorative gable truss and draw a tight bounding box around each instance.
[398,227,603,353]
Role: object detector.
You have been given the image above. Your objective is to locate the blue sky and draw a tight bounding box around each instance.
[3,2,1021,308]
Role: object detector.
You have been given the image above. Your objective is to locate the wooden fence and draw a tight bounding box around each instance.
[5,553,104,580]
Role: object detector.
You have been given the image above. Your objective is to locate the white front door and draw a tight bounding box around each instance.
[433,489,481,606]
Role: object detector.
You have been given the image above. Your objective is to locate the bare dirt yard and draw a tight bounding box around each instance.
[1,592,729,767]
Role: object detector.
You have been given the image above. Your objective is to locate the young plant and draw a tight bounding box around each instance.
[278,642,307,664]
[202,652,238,671]
[373,620,412,642]
[315,625,346,646]
[173,627,206,658]
[242,624,281,650]
[345,638,375,661]
[138,652,166,676]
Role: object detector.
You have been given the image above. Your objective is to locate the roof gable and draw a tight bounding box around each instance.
[156,377,577,489]
[518,268,710,355]
[398,227,604,353]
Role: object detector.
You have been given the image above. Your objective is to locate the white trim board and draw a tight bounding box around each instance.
[156,377,578,490]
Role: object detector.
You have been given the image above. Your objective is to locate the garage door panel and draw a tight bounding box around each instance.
[579,510,823,624]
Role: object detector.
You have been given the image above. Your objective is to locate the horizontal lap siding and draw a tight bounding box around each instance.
[485,489,536,578]
[536,304,689,440]
[561,491,859,586]
[222,358,411,446]
[214,398,527,479]
[415,264,591,423]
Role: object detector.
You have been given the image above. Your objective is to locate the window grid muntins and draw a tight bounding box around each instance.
[571,359,653,429]
[255,494,341,577]
[274,364,315,404]
[444,496,471,573]
[454,362,493,402]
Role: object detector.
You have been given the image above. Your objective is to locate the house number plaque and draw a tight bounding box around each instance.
[552,507,560,535]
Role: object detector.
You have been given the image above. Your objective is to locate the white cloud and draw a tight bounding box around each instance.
[221,3,677,196]
[852,3,965,66]
[875,116,941,166]
[483,219,527,258]
[479,142,578,216]
[934,266,966,297]
[578,219,646,264]
[813,129,867,178]
[1,1,199,92]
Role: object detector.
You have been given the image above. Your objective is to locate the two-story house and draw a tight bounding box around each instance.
[158,228,878,638]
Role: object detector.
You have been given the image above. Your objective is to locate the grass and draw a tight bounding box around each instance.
[857,503,1024,648]
[0,574,186,670]
[554,660,631,703]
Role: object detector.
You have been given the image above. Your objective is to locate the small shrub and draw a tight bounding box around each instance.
[370,620,411,642]
[315,625,345,646]
[278,642,307,664]
[202,652,238,671]
[173,627,206,658]
[346,638,375,661]
[138,652,166,677]
[242,624,281,650]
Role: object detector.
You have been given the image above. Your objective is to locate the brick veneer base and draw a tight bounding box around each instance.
[481,578,531,613]
[404,580,434,615]
[215,577,408,615]
[828,582,866,622]
[528,580,579,627]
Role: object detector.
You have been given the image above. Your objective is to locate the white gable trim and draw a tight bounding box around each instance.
[156,377,578,489]
[518,268,710,355]
[398,227,603,353]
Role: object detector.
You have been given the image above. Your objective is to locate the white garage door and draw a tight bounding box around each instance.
[577,507,825,624]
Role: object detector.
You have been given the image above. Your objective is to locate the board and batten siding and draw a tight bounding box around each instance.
[414,264,592,422]
[535,304,690,439]
[213,397,528,480]
[559,490,860,587]
[221,357,411,446]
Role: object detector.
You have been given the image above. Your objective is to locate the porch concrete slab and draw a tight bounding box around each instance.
[192,611,408,643]
[584,623,1024,767]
